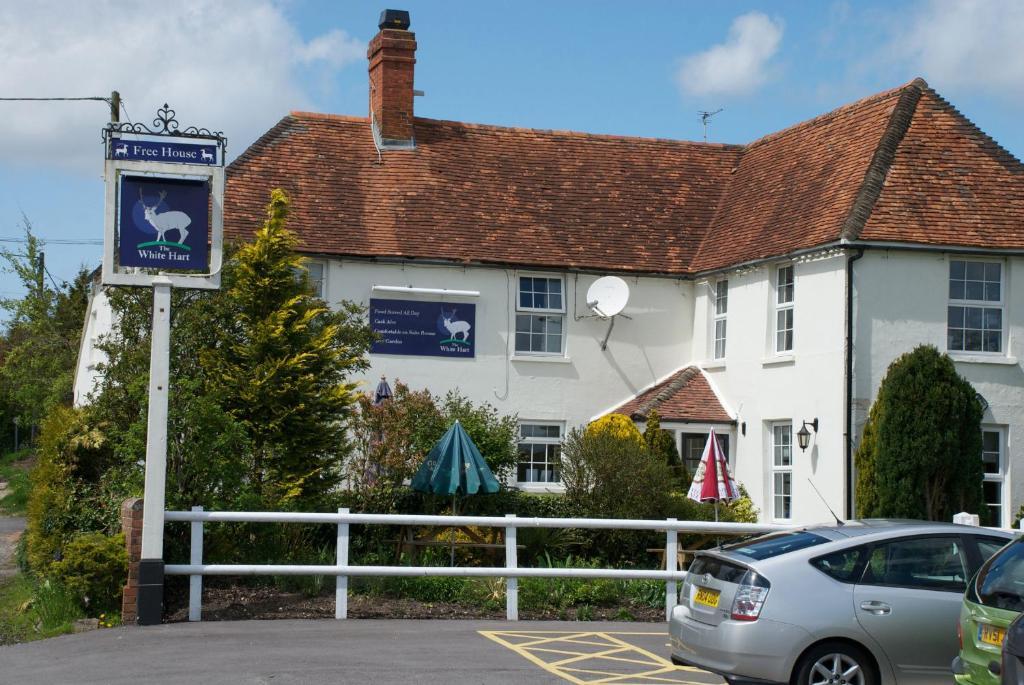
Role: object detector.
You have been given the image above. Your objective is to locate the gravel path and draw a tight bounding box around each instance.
[0,481,26,579]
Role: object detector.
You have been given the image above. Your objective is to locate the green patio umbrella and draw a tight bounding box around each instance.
[410,420,500,564]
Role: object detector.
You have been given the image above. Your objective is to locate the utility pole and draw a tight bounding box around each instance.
[36,251,44,292]
[110,91,120,123]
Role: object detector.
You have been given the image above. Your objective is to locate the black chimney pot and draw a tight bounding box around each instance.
[379,9,410,31]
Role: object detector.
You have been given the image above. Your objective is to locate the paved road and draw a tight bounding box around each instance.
[0,515,25,535]
[0,619,724,685]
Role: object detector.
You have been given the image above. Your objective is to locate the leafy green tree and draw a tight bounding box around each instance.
[858,345,983,521]
[0,221,91,439]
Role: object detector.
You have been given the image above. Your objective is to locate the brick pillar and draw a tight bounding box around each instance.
[121,498,144,624]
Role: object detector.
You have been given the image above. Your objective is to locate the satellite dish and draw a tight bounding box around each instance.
[586,276,630,319]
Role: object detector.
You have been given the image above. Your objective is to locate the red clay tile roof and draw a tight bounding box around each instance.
[858,88,1024,247]
[225,115,742,275]
[611,366,733,424]
[689,83,914,272]
[224,79,1024,276]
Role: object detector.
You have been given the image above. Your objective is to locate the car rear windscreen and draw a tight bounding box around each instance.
[977,541,1024,612]
[725,531,829,560]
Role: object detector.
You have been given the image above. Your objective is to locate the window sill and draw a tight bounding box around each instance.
[516,482,565,493]
[701,360,726,370]
[949,354,1019,366]
[511,355,572,364]
[762,354,795,367]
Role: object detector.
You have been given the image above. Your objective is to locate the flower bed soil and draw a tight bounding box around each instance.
[163,584,663,623]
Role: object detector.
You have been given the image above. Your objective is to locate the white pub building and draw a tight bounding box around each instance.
[76,12,1024,526]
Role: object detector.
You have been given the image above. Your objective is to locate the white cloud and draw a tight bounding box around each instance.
[0,1,366,172]
[295,29,364,69]
[676,12,784,98]
[895,0,1024,97]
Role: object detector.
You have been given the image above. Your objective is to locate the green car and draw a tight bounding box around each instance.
[954,537,1024,684]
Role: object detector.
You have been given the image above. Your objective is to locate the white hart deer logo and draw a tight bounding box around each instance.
[441,309,471,344]
[138,188,191,246]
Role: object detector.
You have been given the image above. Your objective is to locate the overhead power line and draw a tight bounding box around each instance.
[0,96,110,102]
[0,237,103,245]
[0,91,121,122]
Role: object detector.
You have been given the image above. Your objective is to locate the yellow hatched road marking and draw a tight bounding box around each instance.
[479,630,720,684]
[551,646,634,667]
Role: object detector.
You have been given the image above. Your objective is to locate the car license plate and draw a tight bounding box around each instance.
[694,586,720,608]
[979,623,1006,647]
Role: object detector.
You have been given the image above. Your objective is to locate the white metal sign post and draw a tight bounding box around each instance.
[102,105,225,625]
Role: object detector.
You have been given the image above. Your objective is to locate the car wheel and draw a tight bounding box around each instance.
[792,642,876,685]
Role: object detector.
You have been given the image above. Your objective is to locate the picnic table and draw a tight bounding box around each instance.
[647,534,720,570]
[393,525,522,564]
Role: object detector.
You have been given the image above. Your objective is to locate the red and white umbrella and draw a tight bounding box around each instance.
[687,428,740,517]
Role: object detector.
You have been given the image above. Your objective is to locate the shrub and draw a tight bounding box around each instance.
[25,407,121,575]
[561,426,672,521]
[561,425,673,563]
[31,579,84,632]
[643,410,688,488]
[49,532,127,615]
[859,345,983,521]
[585,414,643,445]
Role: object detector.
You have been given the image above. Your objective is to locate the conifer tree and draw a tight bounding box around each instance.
[205,189,370,508]
[857,345,983,521]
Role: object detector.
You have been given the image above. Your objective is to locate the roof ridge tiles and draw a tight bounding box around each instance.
[290,109,744,149]
[289,111,368,123]
[743,78,924,151]
[413,116,745,148]
[839,80,925,241]
[633,366,700,418]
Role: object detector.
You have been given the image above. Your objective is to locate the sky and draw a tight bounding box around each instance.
[1,0,1023,300]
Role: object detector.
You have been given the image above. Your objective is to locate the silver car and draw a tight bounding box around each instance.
[669,520,1012,685]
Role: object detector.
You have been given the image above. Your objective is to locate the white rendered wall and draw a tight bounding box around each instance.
[692,253,849,524]
[72,286,113,407]
[853,250,1024,526]
[324,259,694,490]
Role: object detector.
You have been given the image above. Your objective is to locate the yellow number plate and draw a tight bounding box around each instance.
[979,624,1006,647]
[694,587,720,608]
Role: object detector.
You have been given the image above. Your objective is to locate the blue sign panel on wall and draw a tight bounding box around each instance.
[109,139,218,165]
[118,175,210,271]
[370,298,476,358]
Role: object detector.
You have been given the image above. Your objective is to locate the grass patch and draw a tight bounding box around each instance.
[0,574,86,646]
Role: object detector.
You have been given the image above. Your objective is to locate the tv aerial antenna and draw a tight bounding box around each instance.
[699,108,724,142]
[586,276,631,350]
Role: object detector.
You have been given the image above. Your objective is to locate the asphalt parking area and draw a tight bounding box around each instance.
[480,630,724,684]
[0,619,726,684]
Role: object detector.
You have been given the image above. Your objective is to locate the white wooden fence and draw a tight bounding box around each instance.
[163,508,793,622]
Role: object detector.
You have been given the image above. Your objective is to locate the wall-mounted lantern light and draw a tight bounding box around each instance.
[797,418,819,452]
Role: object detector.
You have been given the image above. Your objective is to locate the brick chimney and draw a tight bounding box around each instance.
[368,9,417,148]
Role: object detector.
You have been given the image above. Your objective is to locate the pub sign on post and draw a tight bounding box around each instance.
[118,176,210,271]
